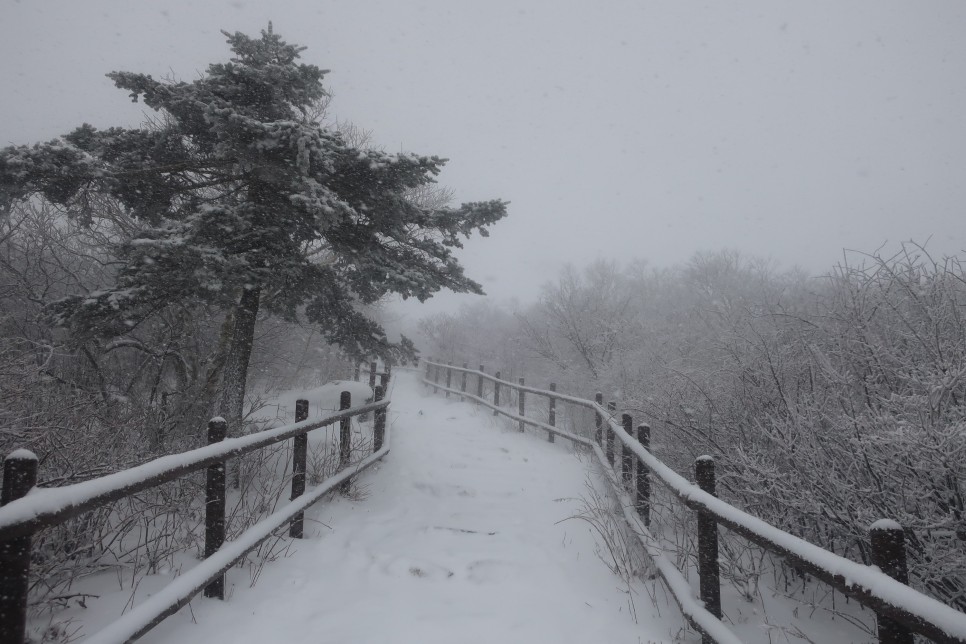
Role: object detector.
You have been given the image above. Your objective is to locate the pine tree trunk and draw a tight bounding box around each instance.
[217,287,261,488]
[219,286,261,429]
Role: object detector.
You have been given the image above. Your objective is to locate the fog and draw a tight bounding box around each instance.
[3,0,965,318]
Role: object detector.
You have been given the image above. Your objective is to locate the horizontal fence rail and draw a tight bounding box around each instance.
[0,373,392,644]
[85,439,391,644]
[0,399,389,542]
[423,359,966,644]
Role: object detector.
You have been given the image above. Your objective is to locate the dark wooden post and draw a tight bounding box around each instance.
[204,417,228,599]
[445,364,452,398]
[518,377,526,432]
[548,383,557,443]
[477,365,485,404]
[353,363,360,382]
[606,401,616,466]
[594,392,603,444]
[621,413,633,489]
[368,361,377,389]
[380,371,389,390]
[636,423,651,526]
[695,456,722,629]
[0,450,38,643]
[871,521,914,644]
[339,391,352,495]
[461,362,468,401]
[493,371,501,416]
[289,400,309,538]
[433,362,439,394]
[373,385,387,452]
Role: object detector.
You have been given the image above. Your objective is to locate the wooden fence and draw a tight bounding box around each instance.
[0,370,391,644]
[423,359,966,644]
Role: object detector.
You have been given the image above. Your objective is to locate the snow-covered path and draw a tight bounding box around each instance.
[140,370,676,643]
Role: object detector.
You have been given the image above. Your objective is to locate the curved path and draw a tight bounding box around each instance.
[142,370,675,643]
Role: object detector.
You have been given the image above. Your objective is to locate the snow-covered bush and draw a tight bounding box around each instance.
[424,245,966,611]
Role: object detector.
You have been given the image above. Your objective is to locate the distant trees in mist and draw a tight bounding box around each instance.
[419,245,966,610]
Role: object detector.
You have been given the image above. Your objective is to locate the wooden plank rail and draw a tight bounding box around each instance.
[420,362,739,642]
[0,370,393,644]
[422,359,966,644]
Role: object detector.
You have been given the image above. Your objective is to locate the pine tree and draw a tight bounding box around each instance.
[0,24,507,431]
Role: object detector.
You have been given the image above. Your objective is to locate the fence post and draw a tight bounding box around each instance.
[621,413,633,488]
[594,392,603,444]
[339,391,352,495]
[871,520,914,644]
[380,371,389,391]
[353,363,360,382]
[548,383,557,443]
[289,399,309,539]
[477,365,485,404]
[461,362,468,401]
[636,423,651,526]
[0,450,38,643]
[368,361,377,389]
[445,364,452,398]
[695,456,722,629]
[433,362,439,394]
[204,417,228,599]
[493,371,501,416]
[606,401,616,466]
[518,378,526,432]
[373,385,387,452]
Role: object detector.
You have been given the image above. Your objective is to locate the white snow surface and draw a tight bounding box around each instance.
[127,371,679,644]
[5,448,38,461]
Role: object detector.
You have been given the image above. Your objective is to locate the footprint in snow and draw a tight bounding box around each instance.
[381,557,454,580]
[466,560,519,584]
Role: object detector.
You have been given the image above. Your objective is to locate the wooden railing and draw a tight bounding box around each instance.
[0,374,392,644]
[423,359,966,644]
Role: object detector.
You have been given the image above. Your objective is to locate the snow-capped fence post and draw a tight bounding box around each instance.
[289,399,309,539]
[621,414,634,489]
[695,456,722,631]
[594,392,603,444]
[477,365,485,404]
[0,450,38,643]
[368,362,377,389]
[518,378,526,432]
[432,361,439,394]
[636,423,651,526]
[547,383,556,443]
[339,392,352,495]
[871,521,913,644]
[461,362,468,401]
[493,372,501,416]
[445,364,452,398]
[606,402,617,466]
[203,417,228,599]
[373,385,387,452]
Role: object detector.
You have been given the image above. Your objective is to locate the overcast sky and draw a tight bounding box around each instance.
[3,0,965,320]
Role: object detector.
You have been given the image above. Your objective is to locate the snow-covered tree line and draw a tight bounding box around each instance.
[419,245,966,610]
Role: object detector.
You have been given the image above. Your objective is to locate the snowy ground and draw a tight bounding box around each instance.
[111,370,682,644]
[40,369,882,643]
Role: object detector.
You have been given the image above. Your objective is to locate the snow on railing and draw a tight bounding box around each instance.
[0,374,392,644]
[423,358,966,644]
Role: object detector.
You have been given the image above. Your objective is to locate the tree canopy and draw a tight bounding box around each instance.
[0,24,507,363]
